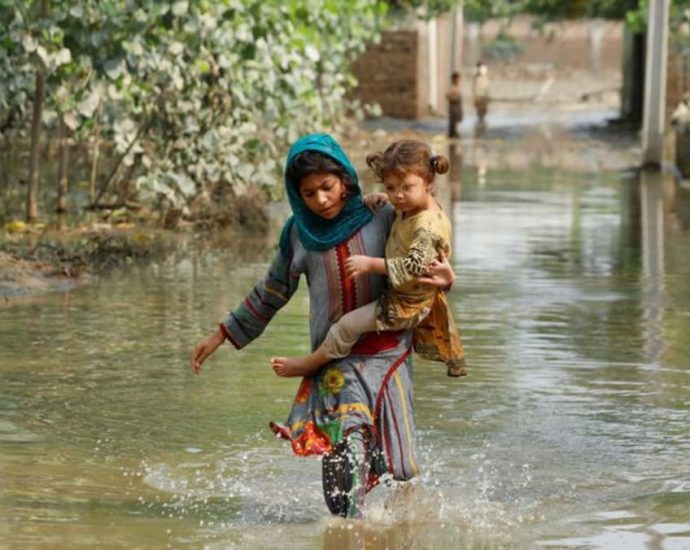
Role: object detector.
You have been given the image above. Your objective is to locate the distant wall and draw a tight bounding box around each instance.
[468,17,623,72]
[667,51,689,118]
[351,30,422,119]
[351,14,459,119]
[351,16,625,120]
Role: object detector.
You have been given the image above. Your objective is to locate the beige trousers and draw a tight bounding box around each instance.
[321,300,431,359]
[321,301,379,359]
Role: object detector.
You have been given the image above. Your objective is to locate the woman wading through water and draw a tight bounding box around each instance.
[191,134,455,518]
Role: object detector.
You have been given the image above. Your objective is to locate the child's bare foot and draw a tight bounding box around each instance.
[271,348,329,378]
[271,356,314,377]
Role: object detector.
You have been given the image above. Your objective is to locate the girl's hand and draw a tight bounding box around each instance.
[345,255,372,278]
[362,192,389,212]
[190,328,225,375]
[418,252,455,289]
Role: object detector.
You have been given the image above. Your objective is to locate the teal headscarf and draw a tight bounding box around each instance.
[279,133,373,256]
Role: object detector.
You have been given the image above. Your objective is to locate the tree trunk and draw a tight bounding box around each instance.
[26,69,45,222]
[89,104,101,206]
[93,119,148,206]
[10,130,17,181]
[1,131,18,211]
[1,137,9,191]
[56,116,69,213]
[1,141,8,210]
[25,0,50,223]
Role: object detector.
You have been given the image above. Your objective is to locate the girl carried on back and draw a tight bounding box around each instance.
[271,140,467,379]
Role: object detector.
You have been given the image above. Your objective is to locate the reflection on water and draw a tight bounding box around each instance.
[2,141,690,548]
[639,171,666,363]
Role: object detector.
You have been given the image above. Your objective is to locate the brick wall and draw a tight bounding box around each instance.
[351,30,421,119]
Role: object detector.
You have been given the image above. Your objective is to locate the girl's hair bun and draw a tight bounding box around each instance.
[431,155,449,175]
[366,151,384,179]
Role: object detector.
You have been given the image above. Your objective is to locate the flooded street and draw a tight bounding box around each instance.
[2,120,690,549]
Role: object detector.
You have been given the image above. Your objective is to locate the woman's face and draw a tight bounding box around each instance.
[298,172,348,219]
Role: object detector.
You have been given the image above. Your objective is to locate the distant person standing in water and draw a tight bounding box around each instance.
[473,61,490,129]
[446,72,463,139]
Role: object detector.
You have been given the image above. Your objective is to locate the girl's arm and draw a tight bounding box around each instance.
[190,246,301,374]
[345,207,455,287]
[344,251,455,289]
[386,228,439,287]
[345,255,387,278]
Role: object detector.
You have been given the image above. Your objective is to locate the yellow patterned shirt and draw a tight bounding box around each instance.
[377,207,451,329]
[378,206,467,377]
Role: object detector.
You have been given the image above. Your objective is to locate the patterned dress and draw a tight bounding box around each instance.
[220,204,419,494]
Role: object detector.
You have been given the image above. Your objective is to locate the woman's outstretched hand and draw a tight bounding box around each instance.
[418,252,455,289]
[191,328,225,375]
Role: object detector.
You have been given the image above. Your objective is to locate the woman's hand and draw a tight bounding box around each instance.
[418,252,455,289]
[190,328,225,375]
[362,192,389,212]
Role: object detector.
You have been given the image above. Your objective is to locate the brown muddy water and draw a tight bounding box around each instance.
[2,125,690,549]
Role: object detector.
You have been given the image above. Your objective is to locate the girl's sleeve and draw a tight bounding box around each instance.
[386,227,439,288]
[219,248,301,349]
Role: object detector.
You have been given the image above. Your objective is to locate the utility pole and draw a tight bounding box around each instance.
[641,0,670,167]
[450,3,464,75]
[428,19,438,112]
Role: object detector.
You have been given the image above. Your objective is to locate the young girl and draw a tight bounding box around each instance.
[271,140,467,378]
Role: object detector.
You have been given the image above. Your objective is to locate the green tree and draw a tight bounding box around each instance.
[0,0,388,223]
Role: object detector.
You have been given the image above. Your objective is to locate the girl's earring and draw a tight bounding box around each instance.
[340,192,347,201]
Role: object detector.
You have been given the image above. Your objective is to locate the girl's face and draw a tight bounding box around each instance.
[383,171,432,217]
[299,172,348,219]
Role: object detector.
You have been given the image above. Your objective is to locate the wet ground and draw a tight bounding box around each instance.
[2,107,690,549]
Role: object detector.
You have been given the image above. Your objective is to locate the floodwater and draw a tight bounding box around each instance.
[2,123,690,549]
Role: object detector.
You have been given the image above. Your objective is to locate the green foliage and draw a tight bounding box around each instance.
[463,0,639,24]
[518,0,636,21]
[520,0,593,19]
[464,0,522,23]
[589,0,639,20]
[482,32,526,63]
[625,0,690,53]
[386,0,461,19]
[0,0,387,214]
[2,0,686,222]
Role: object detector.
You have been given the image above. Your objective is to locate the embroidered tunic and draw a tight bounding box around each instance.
[221,205,419,482]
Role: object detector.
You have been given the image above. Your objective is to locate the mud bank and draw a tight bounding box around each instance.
[0,185,274,301]
[0,227,183,302]
[0,250,94,300]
